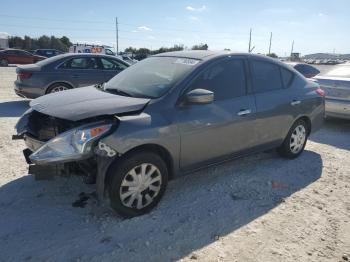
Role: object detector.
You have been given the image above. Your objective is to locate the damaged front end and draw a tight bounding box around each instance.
[13,109,119,198]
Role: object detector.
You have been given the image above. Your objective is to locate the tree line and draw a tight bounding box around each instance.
[123,43,209,60]
[9,35,72,52]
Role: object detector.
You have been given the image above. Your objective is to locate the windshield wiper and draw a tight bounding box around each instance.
[104,87,134,97]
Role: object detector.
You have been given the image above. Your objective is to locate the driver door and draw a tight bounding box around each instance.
[175,57,257,170]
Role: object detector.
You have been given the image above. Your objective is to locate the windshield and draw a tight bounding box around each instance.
[104,56,199,98]
[324,65,350,78]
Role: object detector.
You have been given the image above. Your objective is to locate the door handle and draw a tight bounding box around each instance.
[237,109,252,116]
[291,100,301,106]
[72,74,79,78]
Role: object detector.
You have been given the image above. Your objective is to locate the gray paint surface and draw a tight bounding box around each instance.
[30,86,150,121]
[21,51,325,176]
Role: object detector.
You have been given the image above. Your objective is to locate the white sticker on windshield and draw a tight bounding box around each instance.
[174,58,199,66]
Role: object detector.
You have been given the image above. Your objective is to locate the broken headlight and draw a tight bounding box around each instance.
[29,122,113,165]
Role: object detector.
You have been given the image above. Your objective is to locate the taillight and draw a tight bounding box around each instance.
[316,87,325,97]
[17,72,32,80]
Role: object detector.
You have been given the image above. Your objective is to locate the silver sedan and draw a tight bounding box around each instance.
[313,63,350,119]
[14,53,129,99]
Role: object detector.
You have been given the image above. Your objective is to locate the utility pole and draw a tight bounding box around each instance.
[290,40,294,58]
[248,28,252,53]
[115,17,119,55]
[268,32,272,55]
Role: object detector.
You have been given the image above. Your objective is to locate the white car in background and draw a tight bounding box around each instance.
[69,44,115,56]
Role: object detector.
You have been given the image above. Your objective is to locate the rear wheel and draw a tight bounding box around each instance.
[0,59,8,67]
[46,83,72,94]
[277,119,309,159]
[108,151,168,218]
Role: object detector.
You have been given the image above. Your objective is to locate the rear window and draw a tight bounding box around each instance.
[294,64,320,77]
[101,58,128,71]
[251,60,283,93]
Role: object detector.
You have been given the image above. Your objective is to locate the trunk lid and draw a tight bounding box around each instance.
[313,76,350,101]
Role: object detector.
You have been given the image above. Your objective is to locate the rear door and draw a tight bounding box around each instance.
[57,57,106,87]
[250,58,301,146]
[100,57,129,81]
[176,57,257,170]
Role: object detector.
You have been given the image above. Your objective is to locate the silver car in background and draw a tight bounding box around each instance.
[14,53,129,98]
[313,63,350,119]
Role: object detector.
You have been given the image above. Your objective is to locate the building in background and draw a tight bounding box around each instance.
[0,32,9,49]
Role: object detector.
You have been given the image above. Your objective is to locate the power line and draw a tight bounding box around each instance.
[0,14,112,24]
[0,14,251,36]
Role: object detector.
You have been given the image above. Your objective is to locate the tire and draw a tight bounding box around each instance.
[46,83,72,94]
[277,119,309,159]
[0,59,8,67]
[108,151,168,218]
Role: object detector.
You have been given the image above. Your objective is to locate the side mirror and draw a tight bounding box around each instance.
[184,89,214,104]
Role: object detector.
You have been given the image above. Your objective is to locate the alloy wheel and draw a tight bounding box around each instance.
[0,59,8,67]
[50,85,69,93]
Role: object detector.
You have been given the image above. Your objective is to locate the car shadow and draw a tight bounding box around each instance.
[0,100,30,117]
[0,150,322,261]
[310,117,350,151]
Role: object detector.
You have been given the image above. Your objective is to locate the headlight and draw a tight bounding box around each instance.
[29,122,113,165]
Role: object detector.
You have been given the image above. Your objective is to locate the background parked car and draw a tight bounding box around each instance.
[14,53,129,98]
[285,62,320,78]
[313,63,350,119]
[0,49,46,66]
[33,49,64,58]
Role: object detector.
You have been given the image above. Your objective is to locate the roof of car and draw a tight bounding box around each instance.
[58,53,116,58]
[153,50,282,63]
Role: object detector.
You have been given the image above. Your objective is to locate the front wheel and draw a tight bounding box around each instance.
[0,59,8,67]
[108,151,168,218]
[277,119,309,159]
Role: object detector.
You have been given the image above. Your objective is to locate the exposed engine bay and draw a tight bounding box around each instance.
[14,109,117,183]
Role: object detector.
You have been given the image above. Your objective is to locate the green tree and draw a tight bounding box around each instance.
[8,35,72,52]
[192,43,208,50]
[266,53,278,58]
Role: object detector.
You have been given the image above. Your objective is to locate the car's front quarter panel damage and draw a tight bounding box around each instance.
[101,111,180,175]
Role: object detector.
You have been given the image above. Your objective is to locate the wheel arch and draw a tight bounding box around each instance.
[296,115,312,135]
[105,143,175,186]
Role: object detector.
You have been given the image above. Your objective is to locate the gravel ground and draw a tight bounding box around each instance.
[0,67,349,262]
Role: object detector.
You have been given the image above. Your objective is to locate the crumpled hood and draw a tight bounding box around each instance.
[30,86,150,121]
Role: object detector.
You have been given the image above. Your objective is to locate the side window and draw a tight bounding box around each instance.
[188,59,246,101]
[295,64,320,77]
[101,58,128,71]
[281,68,294,88]
[16,50,30,56]
[59,57,99,69]
[105,49,114,55]
[251,60,283,93]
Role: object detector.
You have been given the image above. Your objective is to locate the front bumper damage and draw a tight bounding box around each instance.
[13,109,119,201]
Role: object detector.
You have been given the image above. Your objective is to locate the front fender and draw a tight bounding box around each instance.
[101,112,180,172]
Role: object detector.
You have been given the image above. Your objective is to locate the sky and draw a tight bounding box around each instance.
[0,0,349,56]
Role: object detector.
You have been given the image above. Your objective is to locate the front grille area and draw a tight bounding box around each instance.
[27,111,76,141]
